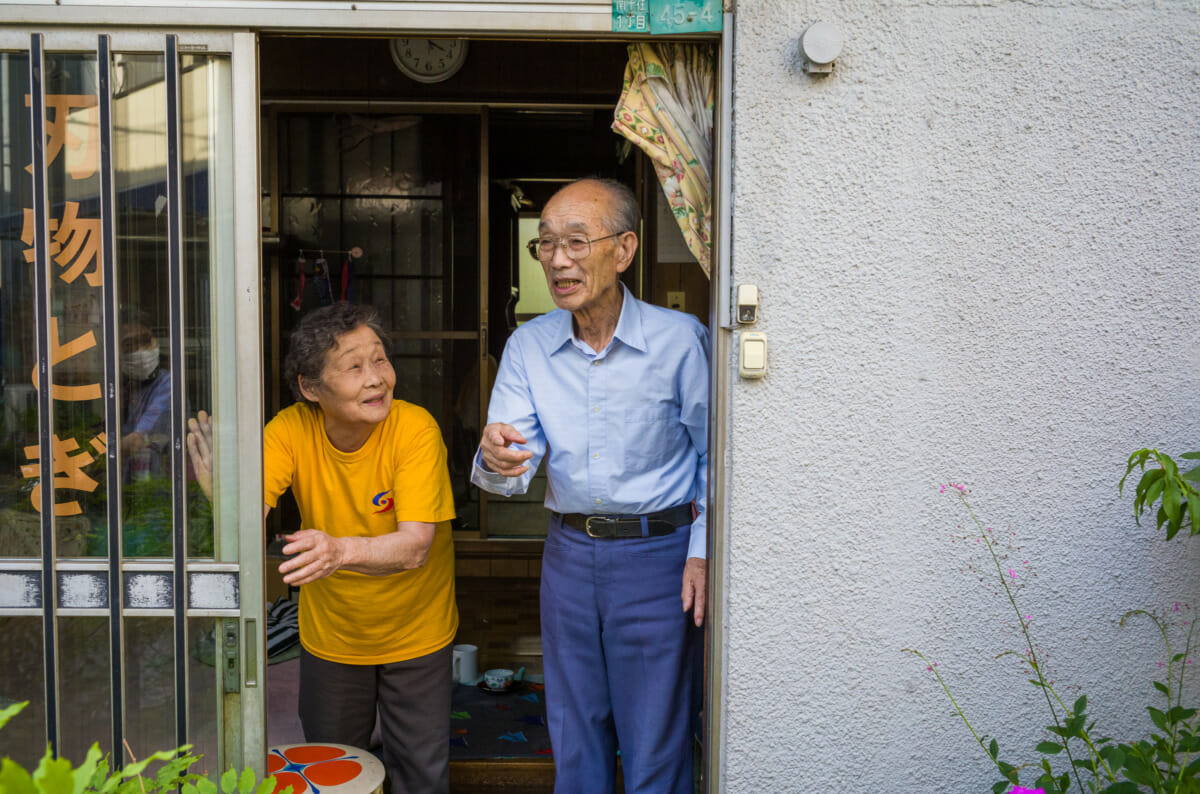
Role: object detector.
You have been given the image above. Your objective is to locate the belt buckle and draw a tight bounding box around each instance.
[584,516,614,538]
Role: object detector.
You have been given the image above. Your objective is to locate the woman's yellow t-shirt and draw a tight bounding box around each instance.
[263,400,457,665]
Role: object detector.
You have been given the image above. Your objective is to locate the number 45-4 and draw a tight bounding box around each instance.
[658,2,716,28]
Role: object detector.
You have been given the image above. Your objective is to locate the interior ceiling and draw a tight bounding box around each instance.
[259,36,631,105]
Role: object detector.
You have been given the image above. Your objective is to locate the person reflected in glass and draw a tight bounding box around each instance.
[187,302,457,794]
[119,312,171,482]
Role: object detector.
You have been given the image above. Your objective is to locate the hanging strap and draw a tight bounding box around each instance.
[340,256,352,302]
[290,254,307,311]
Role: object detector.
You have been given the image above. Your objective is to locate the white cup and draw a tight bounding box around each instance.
[452,644,478,684]
[483,668,514,691]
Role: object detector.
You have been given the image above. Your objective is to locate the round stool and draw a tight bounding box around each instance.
[266,743,385,794]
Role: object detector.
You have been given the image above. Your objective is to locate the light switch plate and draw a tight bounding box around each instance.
[738,331,767,379]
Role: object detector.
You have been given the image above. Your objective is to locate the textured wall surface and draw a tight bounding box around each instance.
[720,1,1200,791]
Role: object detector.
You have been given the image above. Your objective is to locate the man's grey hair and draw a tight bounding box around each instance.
[284,302,390,405]
[569,177,640,235]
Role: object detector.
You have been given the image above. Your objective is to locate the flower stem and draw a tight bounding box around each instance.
[960,493,1091,794]
[903,648,1005,774]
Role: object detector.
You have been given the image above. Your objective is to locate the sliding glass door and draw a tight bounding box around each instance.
[0,30,263,776]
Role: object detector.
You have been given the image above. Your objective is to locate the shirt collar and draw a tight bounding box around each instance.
[550,284,647,356]
[610,284,647,353]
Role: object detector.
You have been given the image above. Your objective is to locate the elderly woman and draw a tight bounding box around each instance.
[188,302,457,794]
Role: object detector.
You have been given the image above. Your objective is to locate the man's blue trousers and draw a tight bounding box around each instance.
[540,514,700,794]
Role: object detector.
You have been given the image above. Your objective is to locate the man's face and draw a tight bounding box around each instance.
[537,181,636,318]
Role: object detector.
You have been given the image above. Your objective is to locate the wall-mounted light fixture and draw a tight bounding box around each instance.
[800,22,844,74]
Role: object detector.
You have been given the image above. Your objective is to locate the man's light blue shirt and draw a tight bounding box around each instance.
[471,288,710,559]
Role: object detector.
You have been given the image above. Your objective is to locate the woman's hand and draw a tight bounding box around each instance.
[279,529,346,586]
[186,410,214,501]
[279,522,436,585]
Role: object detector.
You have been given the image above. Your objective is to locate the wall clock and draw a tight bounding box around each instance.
[389,38,469,84]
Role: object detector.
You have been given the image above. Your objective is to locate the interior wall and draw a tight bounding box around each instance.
[259,37,629,103]
[259,36,710,331]
[721,1,1200,790]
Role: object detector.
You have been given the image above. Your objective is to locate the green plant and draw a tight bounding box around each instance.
[1120,449,1200,540]
[0,701,283,794]
[1111,609,1200,791]
[907,481,1200,794]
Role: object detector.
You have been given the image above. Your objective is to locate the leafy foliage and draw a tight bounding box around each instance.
[909,473,1200,794]
[0,702,283,794]
[1120,449,1200,541]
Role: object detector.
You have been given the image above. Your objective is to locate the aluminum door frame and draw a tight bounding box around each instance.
[0,27,265,776]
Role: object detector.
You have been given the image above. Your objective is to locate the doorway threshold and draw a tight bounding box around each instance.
[450,758,627,794]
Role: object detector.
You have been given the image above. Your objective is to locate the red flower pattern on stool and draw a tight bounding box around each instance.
[267,745,364,794]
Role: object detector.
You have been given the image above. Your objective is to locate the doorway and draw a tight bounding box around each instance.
[256,33,711,791]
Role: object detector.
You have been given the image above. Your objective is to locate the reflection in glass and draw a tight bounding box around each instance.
[0,53,40,555]
[0,45,242,764]
[40,52,108,557]
[187,616,220,774]
[122,617,175,760]
[180,54,227,559]
[0,617,46,767]
[113,52,175,558]
[57,617,113,761]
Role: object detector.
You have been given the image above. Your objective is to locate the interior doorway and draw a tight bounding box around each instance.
[256,33,711,792]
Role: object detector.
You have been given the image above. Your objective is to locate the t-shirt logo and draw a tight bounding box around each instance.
[372,489,394,514]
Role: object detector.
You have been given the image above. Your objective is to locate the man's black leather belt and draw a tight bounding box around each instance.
[556,504,693,539]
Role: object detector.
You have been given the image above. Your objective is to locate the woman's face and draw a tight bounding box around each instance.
[300,324,395,433]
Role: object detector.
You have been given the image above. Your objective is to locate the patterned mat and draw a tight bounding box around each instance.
[448,681,552,759]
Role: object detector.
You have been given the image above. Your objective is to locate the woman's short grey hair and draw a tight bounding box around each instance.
[284,302,389,404]
[571,177,640,235]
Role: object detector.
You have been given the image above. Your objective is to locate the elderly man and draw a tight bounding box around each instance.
[471,177,708,794]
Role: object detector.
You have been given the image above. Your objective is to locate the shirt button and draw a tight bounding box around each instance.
[594,498,602,505]
[593,360,601,366]
[593,453,600,459]
[592,406,600,413]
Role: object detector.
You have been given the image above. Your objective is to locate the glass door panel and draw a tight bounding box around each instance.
[0,32,260,777]
[0,47,43,768]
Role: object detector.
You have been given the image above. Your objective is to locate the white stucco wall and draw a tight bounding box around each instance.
[721,1,1200,791]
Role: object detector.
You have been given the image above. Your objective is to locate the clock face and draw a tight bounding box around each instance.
[390,38,469,84]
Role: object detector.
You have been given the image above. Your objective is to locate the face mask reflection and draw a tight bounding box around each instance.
[121,347,159,380]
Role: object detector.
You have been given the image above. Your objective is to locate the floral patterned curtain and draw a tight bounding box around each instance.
[613,42,715,278]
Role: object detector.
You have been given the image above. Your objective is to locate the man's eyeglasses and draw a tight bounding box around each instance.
[526,232,625,263]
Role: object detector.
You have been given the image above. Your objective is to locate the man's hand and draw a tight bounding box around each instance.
[186,410,213,501]
[479,422,533,477]
[681,556,706,627]
[279,529,345,587]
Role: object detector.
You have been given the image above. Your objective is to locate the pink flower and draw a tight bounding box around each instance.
[1009,787,1045,794]
[1009,569,1017,579]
